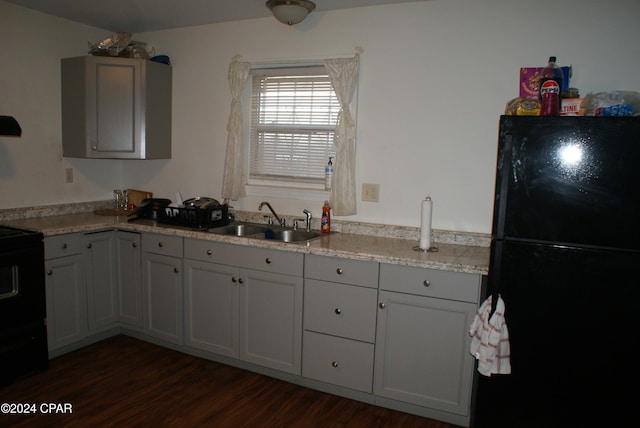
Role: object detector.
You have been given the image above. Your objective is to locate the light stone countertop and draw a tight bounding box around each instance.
[1,212,490,275]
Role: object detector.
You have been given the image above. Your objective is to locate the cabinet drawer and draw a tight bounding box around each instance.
[45,233,83,259]
[184,238,219,262]
[303,331,374,393]
[304,279,377,342]
[186,240,303,276]
[305,254,378,288]
[142,233,183,257]
[380,263,480,303]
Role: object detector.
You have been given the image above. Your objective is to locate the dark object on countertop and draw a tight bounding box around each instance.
[0,115,22,136]
[264,229,275,240]
[159,197,229,229]
[128,198,172,221]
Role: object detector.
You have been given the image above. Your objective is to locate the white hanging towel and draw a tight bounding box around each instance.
[469,294,511,376]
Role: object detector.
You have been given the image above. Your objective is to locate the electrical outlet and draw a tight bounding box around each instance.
[362,183,380,202]
[65,168,74,183]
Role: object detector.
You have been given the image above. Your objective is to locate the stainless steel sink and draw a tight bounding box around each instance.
[265,229,322,242]
[208,223,270,237]
[208,222,322,243]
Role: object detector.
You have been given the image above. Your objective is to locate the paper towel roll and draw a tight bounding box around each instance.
[419,196,432,250]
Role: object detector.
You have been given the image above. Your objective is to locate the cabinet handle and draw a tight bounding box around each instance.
[87,243,92,249]
[265,258,272,264]
[62,243,68,249]
[174,267,179,273]
[379,302,386,309]
[132,242,138,248]
[423,280,431,287]
[334,308,342,315]
[238,278,244,284]
[47,270,53,276]
[158,242,164,247]
[207,249,213,255]
[331,361,339,368]
[336,268,343,275]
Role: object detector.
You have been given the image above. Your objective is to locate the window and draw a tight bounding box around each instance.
[248,65,341,190]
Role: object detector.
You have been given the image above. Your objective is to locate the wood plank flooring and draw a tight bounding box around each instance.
[0,335,461,428]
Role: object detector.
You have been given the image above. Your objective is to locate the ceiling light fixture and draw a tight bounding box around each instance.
[266,0,316,25]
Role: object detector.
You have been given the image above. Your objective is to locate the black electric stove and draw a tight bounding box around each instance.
[0,225,48,386]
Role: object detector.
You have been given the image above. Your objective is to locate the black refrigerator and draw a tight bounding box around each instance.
[473,116,640,427]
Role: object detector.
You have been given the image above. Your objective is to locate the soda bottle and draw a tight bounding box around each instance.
[539,56,563,116]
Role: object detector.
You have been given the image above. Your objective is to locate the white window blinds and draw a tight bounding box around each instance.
[249,66,340,185]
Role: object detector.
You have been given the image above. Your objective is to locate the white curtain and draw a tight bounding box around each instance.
[221,60,251,201]
[325,55,360,216]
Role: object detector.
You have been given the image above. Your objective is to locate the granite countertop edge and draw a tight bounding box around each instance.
[1,212,490,276]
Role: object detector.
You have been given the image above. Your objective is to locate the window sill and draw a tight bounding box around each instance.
[246,184,329,202]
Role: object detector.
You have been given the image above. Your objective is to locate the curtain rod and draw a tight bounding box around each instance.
[231,46,362,65]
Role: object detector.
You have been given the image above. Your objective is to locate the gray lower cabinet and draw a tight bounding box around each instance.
[302,254,379,393]
[142,233,184,345]
[84,231,118,332]
[44,233,87,351]
[184,239,303,375]
[374,263,480,425]
[116,231,143,328]
[183,258,239,357]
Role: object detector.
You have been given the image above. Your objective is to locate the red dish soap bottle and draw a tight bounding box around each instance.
[321,200,331,234]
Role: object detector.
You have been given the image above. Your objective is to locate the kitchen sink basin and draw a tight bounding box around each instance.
[208,223,270,236]
[208,222,322,243]
[265,230,322,243]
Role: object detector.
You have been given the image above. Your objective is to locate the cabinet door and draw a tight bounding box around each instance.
[142,252,183,345]
[239,268,303,375]
[45,254,87,351]
[84,231,118,331]
[374,290,476,417]
[117,231,142,328]
[184,259,239,357]
[92,60,139,155]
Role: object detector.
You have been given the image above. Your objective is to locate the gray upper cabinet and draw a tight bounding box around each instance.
[61,56,171,159]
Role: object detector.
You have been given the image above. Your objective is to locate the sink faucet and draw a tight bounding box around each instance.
[258,201,285,227]
[303,209,312,232]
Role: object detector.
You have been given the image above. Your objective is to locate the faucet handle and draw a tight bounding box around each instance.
[263,215,273,225]
[293,218,306,230]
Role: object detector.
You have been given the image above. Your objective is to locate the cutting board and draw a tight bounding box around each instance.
[127,189,153,207]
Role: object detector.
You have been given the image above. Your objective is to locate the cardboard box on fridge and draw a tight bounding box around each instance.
[520,66,571,99]
[561,98,585,116]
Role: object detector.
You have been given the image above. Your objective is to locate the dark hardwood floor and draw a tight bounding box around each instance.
[1,335,461,428]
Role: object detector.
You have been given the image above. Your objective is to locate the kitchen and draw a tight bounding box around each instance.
[1,0,640,427]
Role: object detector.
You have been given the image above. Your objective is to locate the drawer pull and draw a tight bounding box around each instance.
[174,267,180,273]
[158,242,164,248]
[334,308,342,315]
[207,249,213,255]
[265,258,272,264]
[423,280,431,287]
[62,243,68,249]
[232,277,238,283]
[132,242,138,248]
[379,302,386,309]
[87,243,92,249]
[331,361,339,368]
[47,270,53,276]
[238,278,245,284]
[336,268,343,275]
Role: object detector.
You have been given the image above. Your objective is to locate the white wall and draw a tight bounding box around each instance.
[1,0,639,234]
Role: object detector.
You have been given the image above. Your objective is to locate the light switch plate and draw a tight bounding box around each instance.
[362,183,380,202]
